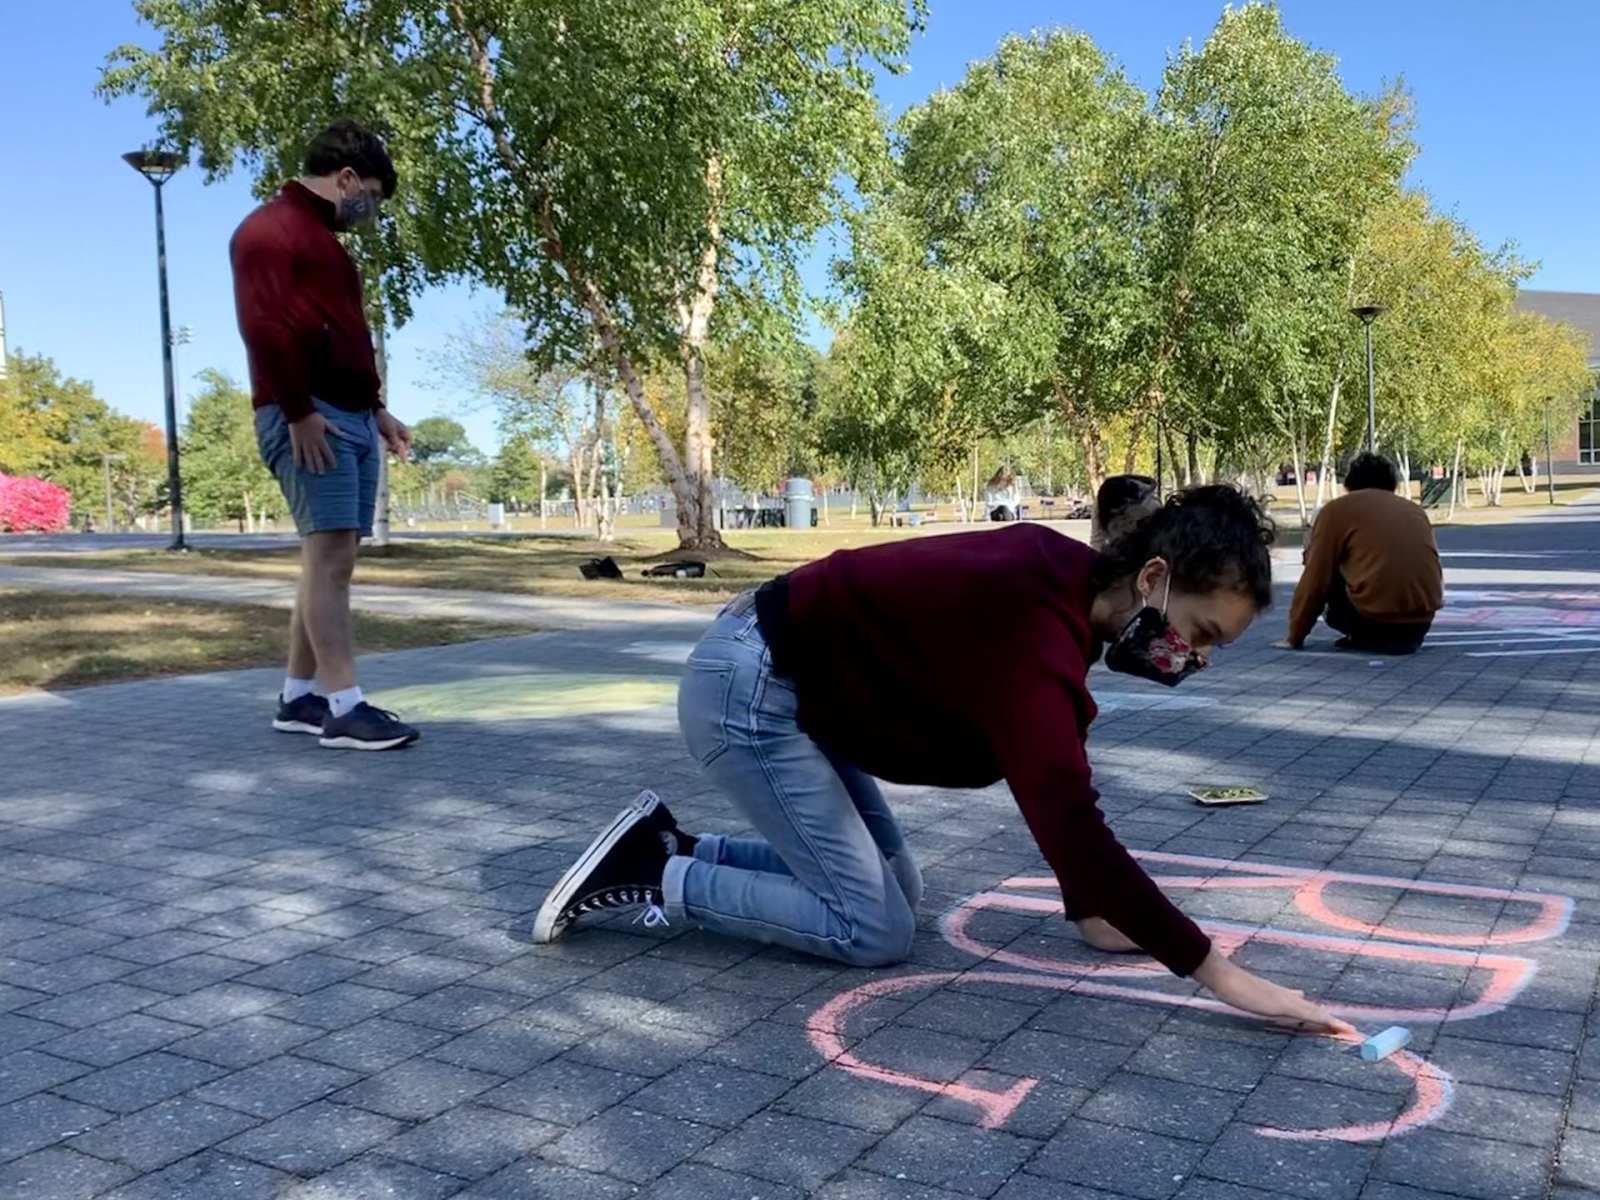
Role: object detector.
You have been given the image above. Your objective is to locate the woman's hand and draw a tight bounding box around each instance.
[1193,949,1357,1037]
[1076,917,1141,953]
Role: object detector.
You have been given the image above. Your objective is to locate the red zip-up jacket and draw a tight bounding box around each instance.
[758,523,1212,976]
[229,182,381,423]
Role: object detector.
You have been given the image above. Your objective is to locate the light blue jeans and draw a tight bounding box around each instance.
[666,594,923,966]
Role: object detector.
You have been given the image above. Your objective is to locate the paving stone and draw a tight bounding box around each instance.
[385,983,527,1033]
[54,1050,227,1113]
[1234,1073,1405,1139]
[0,1011,69,1053]
[263,982,409,1028]
[1125,1033,1278,1095]
[819,1171,974,1200]
[36,1013,197,1068]
[479,1058,649,1126]
[462,1158,637,1199]
[297,1015,454,1072]
[190,1054,360,1119]
[697,1111,878,1190]
[117,953,249,995]
[565,1023,719,1078]
[1198,1124,1378,1200]
[334,1056,500,1120]
[1554,1127,1600,1193]
[1431,1035,1575,1097]
[141,982,287,1028]
[1429,1081,1565,1147]
[167,1014,321,1068]
[16,981,166,1029]
[701,1019,835,1080]
[0,1049,92,1104]
[1372,1127,1551,1200]
[274,1152,467,1200]
[642,1162,806,1200]
[65,1096,260,1171]
[979,1029,1133,1090]
[350,953,488,995]
[426,1015,584,1076]
[379,1102,562,1180]
[1029,1117,1207,1200]
[860,1114,1040,1197]
[233,951,367,994]
[0,1092,114,1160]
[630,1060,793,1128]
[547,1105,721,1183]
[0,1146,135,1200]
[219,1100,405,1175]
[1078,1070,1243,1143]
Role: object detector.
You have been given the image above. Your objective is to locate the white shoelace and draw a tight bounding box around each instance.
[633,903,670,929]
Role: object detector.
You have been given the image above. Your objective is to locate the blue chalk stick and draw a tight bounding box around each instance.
[1359,1026,1411,1062]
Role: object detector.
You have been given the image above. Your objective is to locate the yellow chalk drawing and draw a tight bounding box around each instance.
[379,673,676,720]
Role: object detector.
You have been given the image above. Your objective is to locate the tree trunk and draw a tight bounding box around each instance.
[1398,436,1413,502]
[539,460,547,529]
[1314,376,1342,510]
[821,487,829,526]
[1079,428,1106,495]
[868,492,885,527]
[1185,430,1201,487]
[1288,400,1310,530]
[1123,415,1145,476]
[1447,437,1464,519]
[1163,426,1184,491]
[954,473,969,522]
[569,449,587,529]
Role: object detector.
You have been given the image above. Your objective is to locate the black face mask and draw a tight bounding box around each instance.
[1103,576,1207,688]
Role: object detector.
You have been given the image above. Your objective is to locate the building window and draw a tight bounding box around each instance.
[1581,377,1600,465]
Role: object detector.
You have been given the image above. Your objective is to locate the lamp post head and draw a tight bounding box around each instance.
[122,149,185,186]
[1350,303,1384,325]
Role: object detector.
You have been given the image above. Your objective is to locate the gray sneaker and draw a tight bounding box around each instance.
[318,702,419,751]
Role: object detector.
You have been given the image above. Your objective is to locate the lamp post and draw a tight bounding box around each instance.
[122,149,187,550]
[1351,304,1384,454]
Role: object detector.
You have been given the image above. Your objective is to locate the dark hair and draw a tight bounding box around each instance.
[1090,485,1275,611]
[1096,474,1157,530]
[1343,451,1400,492]
[303,119,397,198]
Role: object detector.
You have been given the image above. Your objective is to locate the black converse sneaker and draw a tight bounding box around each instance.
[636,794,698,859]
[533,791,673,943]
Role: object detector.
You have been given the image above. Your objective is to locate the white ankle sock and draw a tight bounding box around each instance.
[283,676,317,703]
[328,686,364,718]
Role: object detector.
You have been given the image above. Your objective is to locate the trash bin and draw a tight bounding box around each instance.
[782,478,815,530]
[488,503,506,528]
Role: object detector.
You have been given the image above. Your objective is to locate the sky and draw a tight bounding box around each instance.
[2,1,1596,455]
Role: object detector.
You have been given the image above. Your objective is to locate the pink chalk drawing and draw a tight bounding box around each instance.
[807,851,1575,1144]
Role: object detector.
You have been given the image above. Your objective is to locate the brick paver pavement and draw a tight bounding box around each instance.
[4,514,1600,1198]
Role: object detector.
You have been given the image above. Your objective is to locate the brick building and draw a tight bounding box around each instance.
[1515,289,1600,468]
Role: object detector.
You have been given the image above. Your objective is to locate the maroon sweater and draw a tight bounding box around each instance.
[229,182,381,422]
[759,524,1212,976]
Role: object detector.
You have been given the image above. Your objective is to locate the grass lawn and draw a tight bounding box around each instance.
[0,528,953,605]
[0,588,532,694]
[0,518,1321,603]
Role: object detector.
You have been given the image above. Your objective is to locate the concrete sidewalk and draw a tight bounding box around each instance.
[0,564,717,631]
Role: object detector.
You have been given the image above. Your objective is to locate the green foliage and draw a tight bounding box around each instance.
[180,369,284,527]
[0,351,165,526]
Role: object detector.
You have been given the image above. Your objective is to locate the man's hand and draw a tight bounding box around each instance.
[376,410,411,461]
[1194,949,1357,1037]
[289,411,336,474]
[1076,917,1141,953]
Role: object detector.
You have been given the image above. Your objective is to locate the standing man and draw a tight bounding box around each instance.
[1285,451,1443,655]
[231,119,419,750]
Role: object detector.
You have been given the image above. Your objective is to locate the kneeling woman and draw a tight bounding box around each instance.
[536,487,1350,1032]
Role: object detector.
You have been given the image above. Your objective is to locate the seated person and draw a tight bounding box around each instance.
[1286,452,1443,654]
[1090,474,1161,551]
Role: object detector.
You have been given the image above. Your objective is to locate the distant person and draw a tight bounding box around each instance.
[1090,474,1161,551]
[231,119,419,750]
[1285,452,1443,654]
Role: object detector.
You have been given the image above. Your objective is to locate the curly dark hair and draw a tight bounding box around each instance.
[304,119,397,198]
[1343,451,1400,492]
[1089,485,1276,610]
